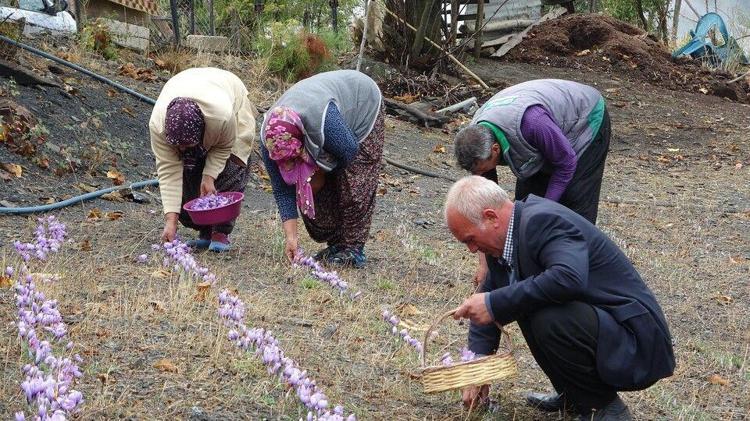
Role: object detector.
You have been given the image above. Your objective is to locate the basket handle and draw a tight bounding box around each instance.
[421,308,512,368]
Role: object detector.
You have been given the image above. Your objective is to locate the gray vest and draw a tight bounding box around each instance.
[472,79,604,179]
[261,70,382,171]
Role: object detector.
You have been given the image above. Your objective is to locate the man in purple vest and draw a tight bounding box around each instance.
[454,79,611,285]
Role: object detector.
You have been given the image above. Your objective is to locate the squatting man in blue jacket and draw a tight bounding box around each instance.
[444,176,675,421]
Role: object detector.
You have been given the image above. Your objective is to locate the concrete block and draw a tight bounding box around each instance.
[99,17,149,52]
[186,35,229,52]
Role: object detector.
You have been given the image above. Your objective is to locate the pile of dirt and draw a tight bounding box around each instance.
[502,14,750,102]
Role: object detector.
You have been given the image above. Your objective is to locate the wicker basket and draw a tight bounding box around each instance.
[418,309,517,394]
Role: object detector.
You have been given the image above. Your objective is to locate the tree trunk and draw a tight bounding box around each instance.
[671,0,682,42]
[589,0,597,13]
[634,0,648,31]
[410,0,440,58]
[303,7,311,29]
[473,0,484,58]
[330,0,339,33]
[657,3,668,42]
[449,0,458,45]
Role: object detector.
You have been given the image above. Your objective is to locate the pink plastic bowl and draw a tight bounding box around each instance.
[183,192,244,226]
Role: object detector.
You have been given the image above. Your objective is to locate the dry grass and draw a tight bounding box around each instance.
[1,126,747,418]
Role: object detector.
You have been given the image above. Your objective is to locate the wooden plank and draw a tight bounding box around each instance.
[482,32,516,48]
[491,6,566,58]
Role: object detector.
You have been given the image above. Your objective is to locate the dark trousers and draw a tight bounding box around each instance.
[179,154,251,237]
[515,109,611,224]
[518,301,617,411]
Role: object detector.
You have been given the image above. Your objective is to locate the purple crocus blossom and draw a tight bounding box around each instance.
[382,309,476,366]
[13,216,66,262]
[219,290,356,420]
[294,253,362,299]
[382,310,423,354]
[154,240,218,284]
[187,194,232,211]
[12,218,83,420]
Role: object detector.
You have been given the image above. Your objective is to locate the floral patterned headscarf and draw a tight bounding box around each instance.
[264,106,318,219]
[165,97,206,171]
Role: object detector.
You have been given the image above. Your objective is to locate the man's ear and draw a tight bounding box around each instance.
[482,208,500,224]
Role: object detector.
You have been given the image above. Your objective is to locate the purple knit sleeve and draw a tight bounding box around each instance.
[520,105,577,202]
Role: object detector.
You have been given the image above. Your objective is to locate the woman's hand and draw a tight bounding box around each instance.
[200,175,217,196]
[282,219,299,263]
[161,213,179,242]
[284,236,298,263]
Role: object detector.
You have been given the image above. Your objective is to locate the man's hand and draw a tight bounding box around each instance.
[462,384,490,409]
[454,293,493,325]
[200,174,217,197]
[473,253,488,287]
[161,213,179,242]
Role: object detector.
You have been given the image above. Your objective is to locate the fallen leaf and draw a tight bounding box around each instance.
[154,58,166,69]
[397,303,424,316]
[1,163,22,177]
[106,89,118,98]
[101,191,125,202]
[149,300,165,312]
[707,374,728,386]
[80,239,92,251]
[393,93,417,104]
[667,148,680,152]
[121,107,135,117]
[736,163,743,170]
[576,49,591,56]
[106,169,125,186]
[194,281,212,302]
[153,359,179,373]
[97,372,112,384]
[105,211,124,220]
[87,208,103,220]
[63,84,78,95]
[78,183,98,193]
[0,275,12,288]
[699,87,709,94]
[433,144,446,154]
[714,295,733,305]
[151,268,171,279]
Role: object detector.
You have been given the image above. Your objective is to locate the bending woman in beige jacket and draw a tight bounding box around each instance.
[150,67,256,252]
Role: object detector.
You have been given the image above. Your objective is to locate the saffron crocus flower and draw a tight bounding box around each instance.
[294,253,361,299]
[218,289,355,420]
[11,219,83,419]
[188,194,233,210]
[382,310,424,353]
[383,308,476,364]
[158,239,218,284]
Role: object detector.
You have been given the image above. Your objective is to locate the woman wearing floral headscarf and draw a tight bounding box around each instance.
[261,70,384,268]
[150,67,256,252]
